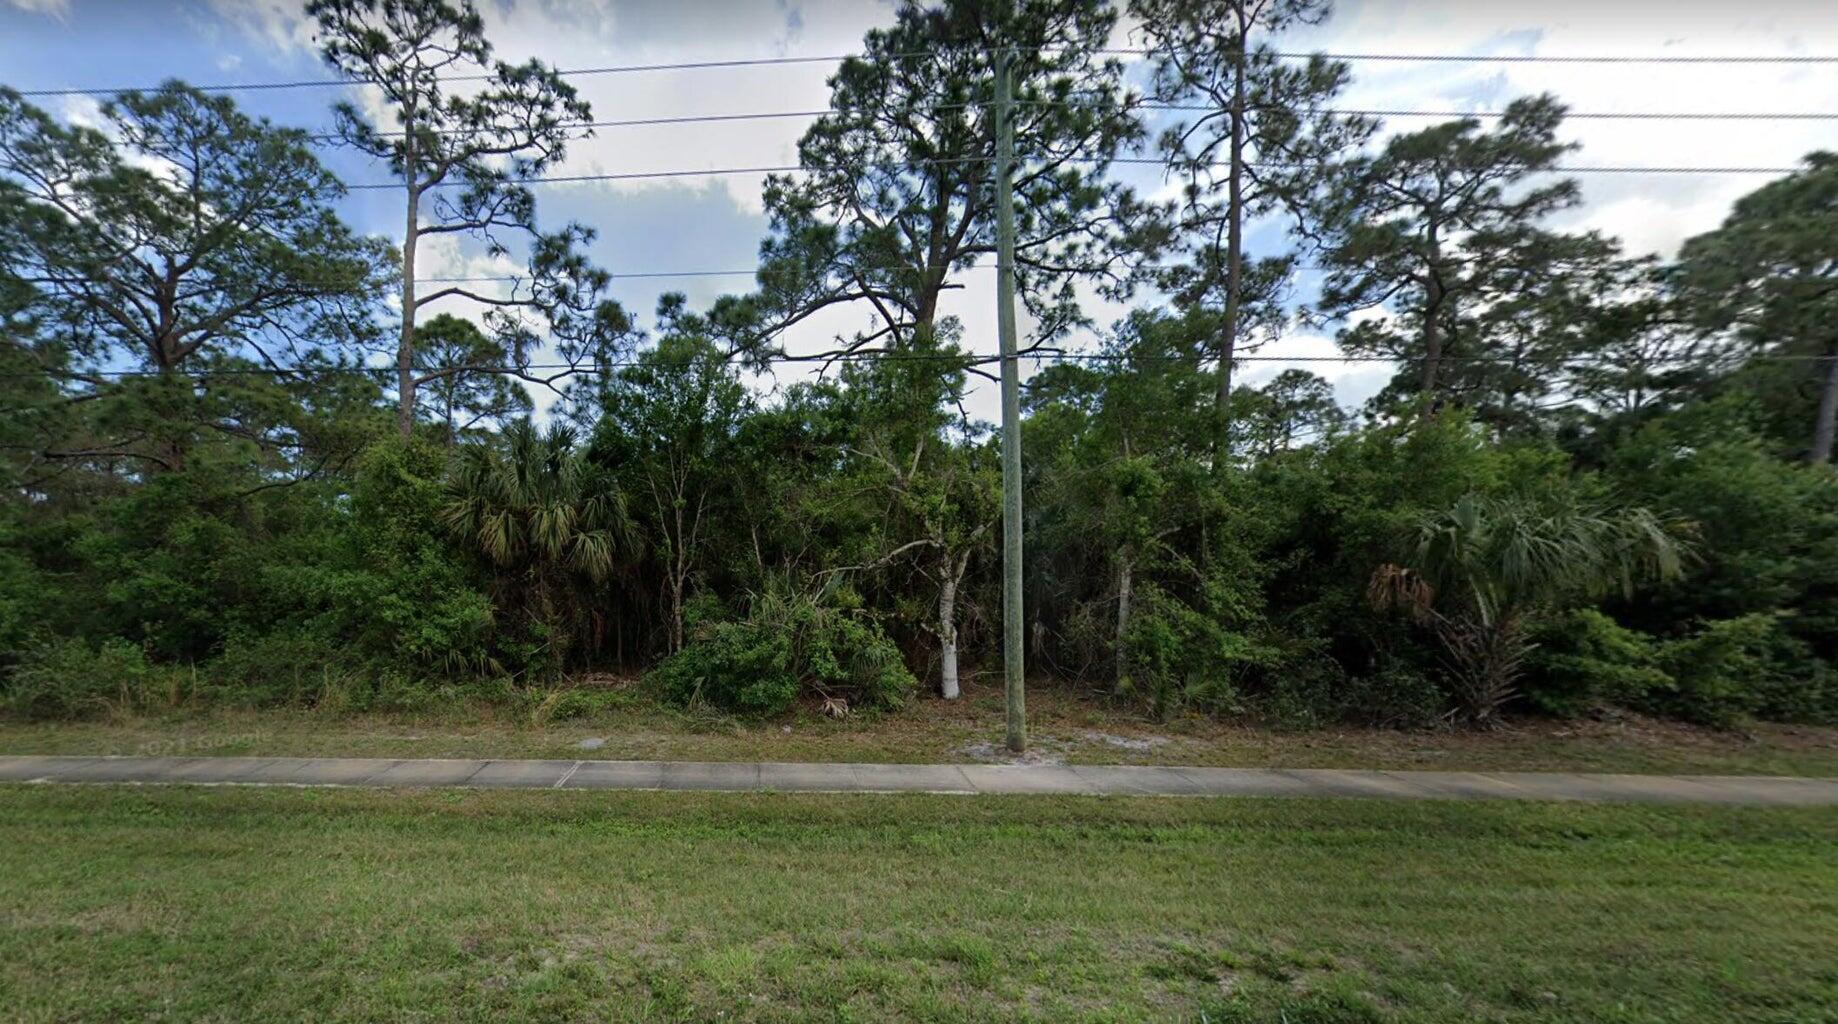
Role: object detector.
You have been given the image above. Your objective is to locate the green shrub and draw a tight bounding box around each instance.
[651,586,914,716]
[0,524,44,667]
[1121,584,1266,718]
[530,687,632,723]
[250,438,499,682]
[1341,661,1447,728]
[1601,399,1838,659]
[1651,614,1781,727]
[5,637,187,719]
[1637,613,1838,726]
[345,437,498,675]
[1251,655,1444,729]
[1524,608,1672,717]
[1747,633,1838,724]
[205,627,353,707]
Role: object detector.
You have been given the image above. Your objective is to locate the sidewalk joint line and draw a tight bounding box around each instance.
[552,761,582,789]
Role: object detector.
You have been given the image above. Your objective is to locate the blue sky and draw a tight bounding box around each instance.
[6,0,1838,420]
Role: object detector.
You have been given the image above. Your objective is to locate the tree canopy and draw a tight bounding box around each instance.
[4,0,1837,733]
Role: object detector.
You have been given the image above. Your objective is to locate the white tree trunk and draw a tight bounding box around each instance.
[1811,340,1838,464]
[939,573,960,700]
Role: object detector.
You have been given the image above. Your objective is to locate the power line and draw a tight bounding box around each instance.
[11,55,869,98]
[1349,108,1838,121]
[1122,158,1795,174]
[416,270,762,282]
[307,109,832,142]
[8,348,1810,382]
[21,259,1338,290]
[17,47,1838,98]
[338,157,1800,191]
[1248,51,1838,64]
[306,101,1838,142]
[20,270,765,286]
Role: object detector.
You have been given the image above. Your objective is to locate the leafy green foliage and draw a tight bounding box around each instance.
[650,619,798,716]
[651,585,915,717]
[415,314,534,443]
[589,313,753,654]
[334,437,496,673]
[732,0,1146,361]
[0,83,387,478]
[6,637,184,720]
[1373,491,1689,722]
[1676,152,1838,461]
[1599,397,1838,661]
[1651,615,1784,727]
[443,422,626,675]
[5,2,1838,739]
[1315,95,1626,420]
[1121,580,1280,718]
[1525,608,1670,717]
[309,0,632,435]
[1132,0,1374,453]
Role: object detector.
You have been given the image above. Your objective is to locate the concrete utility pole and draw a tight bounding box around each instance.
[993,49,1027,754]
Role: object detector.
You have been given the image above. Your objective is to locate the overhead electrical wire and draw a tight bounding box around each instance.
[333,158,1801,191]
[25,259,1337,288]
[304,103,1838,142]
[16,46,1838,98]
[7,43,1828,395]
[3,348,1804,384]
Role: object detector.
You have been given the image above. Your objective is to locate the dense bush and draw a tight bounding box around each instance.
[6,638,186,719]
[1599,398,1838,660]
[651,587,915,716]
[1525,609,1672,717]
[1121,581,1278,719]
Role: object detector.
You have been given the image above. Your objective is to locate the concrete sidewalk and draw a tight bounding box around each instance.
[2,754,1835,804]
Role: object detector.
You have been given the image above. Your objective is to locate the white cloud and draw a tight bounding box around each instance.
[6,0,70,18]
[194,0,1838,419]
[1293,0,1838,261]
[212,0,883,214]
[57,93,103,129]
[57,94,187,183]
[206,0,318,52]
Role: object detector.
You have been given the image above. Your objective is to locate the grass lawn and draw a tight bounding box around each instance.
[2,680,1835,777]
[0,786,1834,1022]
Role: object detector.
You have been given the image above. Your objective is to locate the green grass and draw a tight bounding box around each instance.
[2,679,1835,776]
[1,786,1834,1022]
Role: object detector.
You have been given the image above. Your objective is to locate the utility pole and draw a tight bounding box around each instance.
[994,48,1026,754]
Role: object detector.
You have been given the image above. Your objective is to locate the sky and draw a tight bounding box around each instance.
[5,0,1838,423]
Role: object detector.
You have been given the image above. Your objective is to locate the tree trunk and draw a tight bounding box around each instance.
[1419,216,1447,406]
[670,582,684,653]
[668,540,686,654]
[1420,271,1445,400]
[1214,32,1247,469]
[397,114,421,439]
[1114,546,1133,695]
[1811,340,1838,464]
[1440,612,1527,726]
[938,567,960,700]
[669,504,689,653]
[151,348,188,473]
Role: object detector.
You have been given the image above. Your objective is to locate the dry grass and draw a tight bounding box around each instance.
[1,676,1834,776]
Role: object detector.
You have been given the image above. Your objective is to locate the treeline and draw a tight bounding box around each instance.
[2,0,1836,728]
